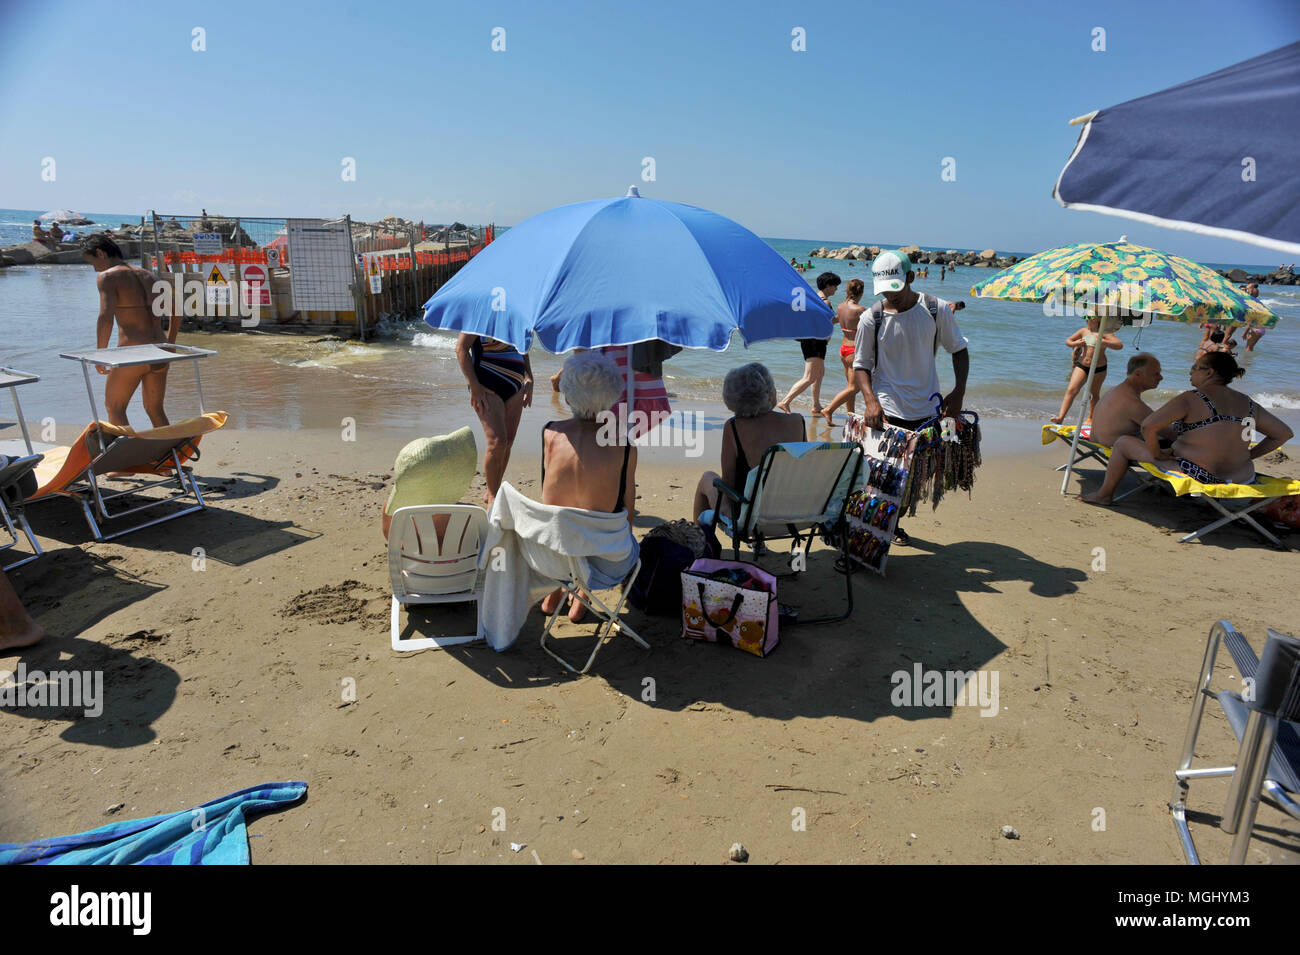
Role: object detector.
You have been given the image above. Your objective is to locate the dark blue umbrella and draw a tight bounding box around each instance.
[422,188,833,353]
[1053,41,1300,257]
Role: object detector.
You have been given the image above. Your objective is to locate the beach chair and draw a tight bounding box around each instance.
[703,441,864,624]
[1042,424,1300,548]
[0,453,43,570]
[25,413,227,542]
[387,504,487,651]
[1170,621,1300,864]
[537,551,647,676]
[1041,422,1109,471]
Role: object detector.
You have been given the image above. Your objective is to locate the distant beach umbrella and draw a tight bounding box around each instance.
[970,238,1280,493]
[422,187,834,354]
[1053,41,1300,257]
[39,209,93,224]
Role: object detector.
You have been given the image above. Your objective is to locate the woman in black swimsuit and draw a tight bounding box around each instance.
[1050,315,1122,428]
[539,351,636,622]
[1083,351,1293,505]
[694,363,806,522]
[778,272,839,415]
[456,333,533,510]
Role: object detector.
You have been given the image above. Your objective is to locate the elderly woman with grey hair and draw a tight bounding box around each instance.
[693,362,807,521]
[540,350,639,621]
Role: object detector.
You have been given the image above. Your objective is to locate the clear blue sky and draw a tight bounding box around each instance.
[1,0,1296,264]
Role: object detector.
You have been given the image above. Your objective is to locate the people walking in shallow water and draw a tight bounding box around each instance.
[777,271,838,415]
[1050,315,1122,429]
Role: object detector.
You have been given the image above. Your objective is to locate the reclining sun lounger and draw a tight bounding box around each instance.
[24,413,227,541]
[0,453,43,570]
[1171,621,1300,864]
[1042,423,1300,548]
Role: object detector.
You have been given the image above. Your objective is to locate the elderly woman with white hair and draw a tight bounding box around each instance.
[540,350,638,621]
[693,362,806,521]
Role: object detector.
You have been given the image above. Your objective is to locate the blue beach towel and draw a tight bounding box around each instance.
[0,781,307,865]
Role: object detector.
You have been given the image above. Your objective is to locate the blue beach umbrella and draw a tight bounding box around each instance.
[1053,41,1300,257]
[422,187,834,353]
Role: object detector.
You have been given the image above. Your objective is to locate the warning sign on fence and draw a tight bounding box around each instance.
[205,264,231,305]
[368,256,382,294]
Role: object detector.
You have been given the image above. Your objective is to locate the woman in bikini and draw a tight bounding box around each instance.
[694,363,805,522]
[1050,315,1122,428]
[456,333,533,510]
[538,351,636,622]
[829,279,867,417]
[1082,351,1293,505]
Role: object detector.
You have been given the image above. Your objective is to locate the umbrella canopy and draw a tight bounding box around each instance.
[39,209,93,224]
[1053,41,1300,256]
[422,188,833,353]
[970,238,1278,327]
[970,238,1278,494]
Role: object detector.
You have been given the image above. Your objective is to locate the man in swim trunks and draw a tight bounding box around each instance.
[1088,352,1168,447]
[82,235,178,428]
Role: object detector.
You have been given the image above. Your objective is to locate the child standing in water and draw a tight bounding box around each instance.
[1050,315,1122,428]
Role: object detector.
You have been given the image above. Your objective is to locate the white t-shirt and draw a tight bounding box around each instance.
[852,296,969,421]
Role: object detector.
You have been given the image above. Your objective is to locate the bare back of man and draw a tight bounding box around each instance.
[87,245,179,428]
[1089,383,1154,447]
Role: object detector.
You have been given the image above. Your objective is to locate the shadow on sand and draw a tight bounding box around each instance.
[397,535,1087,725]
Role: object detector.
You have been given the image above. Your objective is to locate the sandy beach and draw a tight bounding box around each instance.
[3,400,1297,864]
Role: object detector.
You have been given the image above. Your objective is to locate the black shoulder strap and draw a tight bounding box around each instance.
[872,297,941,358]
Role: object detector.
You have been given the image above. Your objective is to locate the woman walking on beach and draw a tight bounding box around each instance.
[832,279,866,416]
[456,333,533,510]
[1050,315,1121,429]
[777,271,839,414]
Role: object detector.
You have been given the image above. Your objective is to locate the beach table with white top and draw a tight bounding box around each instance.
[60,343,217,447]
[0,366,47,458]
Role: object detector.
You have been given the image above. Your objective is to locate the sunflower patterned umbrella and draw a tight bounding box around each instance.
[970,237,1279,493]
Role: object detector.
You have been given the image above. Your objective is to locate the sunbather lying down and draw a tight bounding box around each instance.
[539,351,637,623]
[1083,352,1294,505]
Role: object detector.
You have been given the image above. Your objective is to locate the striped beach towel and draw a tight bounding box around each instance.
[600,346,672,440]
[0,781,307,865]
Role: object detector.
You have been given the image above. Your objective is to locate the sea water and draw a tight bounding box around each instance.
[2,208,1296,435]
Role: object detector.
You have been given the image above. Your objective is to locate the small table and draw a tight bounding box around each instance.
[58,343,218,430]
[0,367,40,457]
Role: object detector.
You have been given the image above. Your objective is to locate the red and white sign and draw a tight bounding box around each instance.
[242,263,271,308]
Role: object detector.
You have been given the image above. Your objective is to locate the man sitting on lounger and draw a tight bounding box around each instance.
[1083,352,1294,505]
[82,235,178,428]
[1089,352,1169,447]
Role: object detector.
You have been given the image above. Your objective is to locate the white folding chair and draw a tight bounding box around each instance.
[538,553,648,675]
[388,504,487,651]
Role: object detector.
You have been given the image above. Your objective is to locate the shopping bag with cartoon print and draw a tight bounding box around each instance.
[679,558,778,657]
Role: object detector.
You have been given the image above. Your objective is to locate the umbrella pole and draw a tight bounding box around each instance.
[1060,323,1103,494]
[626,345,635,439]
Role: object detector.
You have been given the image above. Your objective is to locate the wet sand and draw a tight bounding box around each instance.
[2,406,1298,864]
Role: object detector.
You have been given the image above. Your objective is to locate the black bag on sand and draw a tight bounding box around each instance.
[629,537,697,616]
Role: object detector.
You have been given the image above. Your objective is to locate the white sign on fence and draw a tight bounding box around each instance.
[266,247,281,268]
[367,255,382,294]
[287,218,355,311]
[193,232,223,255]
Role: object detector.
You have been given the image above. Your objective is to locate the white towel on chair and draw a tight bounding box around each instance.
[478,481,639,651]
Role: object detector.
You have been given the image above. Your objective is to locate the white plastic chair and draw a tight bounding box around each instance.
[388,504,488,651]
